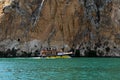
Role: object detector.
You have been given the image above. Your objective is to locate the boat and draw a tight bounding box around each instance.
[40,49,73,59]
[45,55,71,59]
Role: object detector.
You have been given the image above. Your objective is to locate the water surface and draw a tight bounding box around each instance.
[0,58,120,80]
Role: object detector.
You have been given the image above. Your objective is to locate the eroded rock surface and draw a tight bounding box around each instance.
[0,0,120,57]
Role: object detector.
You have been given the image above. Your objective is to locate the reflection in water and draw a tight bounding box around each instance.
[0,58,120,80]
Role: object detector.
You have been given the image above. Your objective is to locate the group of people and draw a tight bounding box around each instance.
[39,47,63,57]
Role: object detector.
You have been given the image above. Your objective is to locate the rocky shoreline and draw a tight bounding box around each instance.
[70,40,120,57]
[0,39,120,58]
[0,39,40,57]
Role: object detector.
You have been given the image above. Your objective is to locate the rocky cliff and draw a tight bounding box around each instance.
[0,0,120,57]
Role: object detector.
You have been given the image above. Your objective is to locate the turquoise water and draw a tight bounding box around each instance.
[0,58,120,80]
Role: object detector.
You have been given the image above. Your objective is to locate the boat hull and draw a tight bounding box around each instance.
[42,55,71,59]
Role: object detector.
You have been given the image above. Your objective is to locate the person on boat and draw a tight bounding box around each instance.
[40,48,47,57]
[57,48,64,56]
[51,48,57,56]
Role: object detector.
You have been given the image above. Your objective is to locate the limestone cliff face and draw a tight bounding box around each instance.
[0,0,120,56]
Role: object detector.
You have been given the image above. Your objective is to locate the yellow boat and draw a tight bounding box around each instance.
[40,49,73,59]
[45,55,71,59]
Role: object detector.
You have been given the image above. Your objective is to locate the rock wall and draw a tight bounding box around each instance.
[0,0,120,57]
